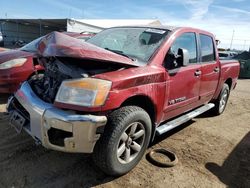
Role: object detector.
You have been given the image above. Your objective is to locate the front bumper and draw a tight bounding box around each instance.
[7,81,107,153]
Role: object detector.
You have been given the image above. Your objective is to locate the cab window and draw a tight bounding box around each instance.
[165,32,197,70]
[199,34,215,62]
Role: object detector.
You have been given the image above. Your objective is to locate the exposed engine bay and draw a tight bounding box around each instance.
[29,57,125,103]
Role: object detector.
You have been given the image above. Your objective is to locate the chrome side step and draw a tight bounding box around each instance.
[156,103,215,135]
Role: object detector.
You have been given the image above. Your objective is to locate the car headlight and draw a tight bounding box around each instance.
[0,58,27,70]
[55,78,112,107]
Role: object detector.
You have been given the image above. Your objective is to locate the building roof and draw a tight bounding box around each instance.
[73,19,162,29]
[0,19,67,30]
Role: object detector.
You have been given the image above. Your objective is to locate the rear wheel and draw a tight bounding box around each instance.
[212,83,230,115]
[93,106,152,176]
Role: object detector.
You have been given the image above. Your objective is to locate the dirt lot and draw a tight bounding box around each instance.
[0,79,249,188]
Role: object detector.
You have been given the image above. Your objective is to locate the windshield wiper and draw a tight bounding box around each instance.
[104,48,136,61]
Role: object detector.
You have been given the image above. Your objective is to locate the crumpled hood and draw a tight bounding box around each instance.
[37,31,137,67]
[0,49,33,64]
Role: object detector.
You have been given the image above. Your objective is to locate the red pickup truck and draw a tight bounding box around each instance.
[7,26,239,176]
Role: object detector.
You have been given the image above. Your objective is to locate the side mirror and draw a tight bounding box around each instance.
[178,48,189,66]
[164,48,190,70]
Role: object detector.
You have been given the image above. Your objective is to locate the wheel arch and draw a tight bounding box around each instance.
[120,95,157,142]
[120,95,157,125]
[224,78,233,90]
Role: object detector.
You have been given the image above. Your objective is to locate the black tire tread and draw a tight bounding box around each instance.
[93,106,151,176]
[212,83,230,115]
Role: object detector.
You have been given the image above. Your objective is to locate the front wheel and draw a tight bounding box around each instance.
[212,83,230,115]
[92,106,152,176]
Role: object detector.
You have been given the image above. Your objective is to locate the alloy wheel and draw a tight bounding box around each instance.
[117,122,145,164]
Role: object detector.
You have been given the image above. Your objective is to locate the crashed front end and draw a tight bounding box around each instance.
[7,82,107,153]
[7,31,135,153]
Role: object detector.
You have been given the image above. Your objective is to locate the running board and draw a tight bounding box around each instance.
[156,103,215,135]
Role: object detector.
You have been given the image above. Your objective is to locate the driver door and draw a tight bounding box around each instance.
[163,32,201,121]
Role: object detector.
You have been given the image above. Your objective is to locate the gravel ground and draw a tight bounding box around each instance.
[0,79,249,188]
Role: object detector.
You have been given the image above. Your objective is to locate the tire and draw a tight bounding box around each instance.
[93,106,152,176]
[147,149,178,167]
[212,83,230,115]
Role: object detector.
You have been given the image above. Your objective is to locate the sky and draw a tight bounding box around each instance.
[0,0,250,50]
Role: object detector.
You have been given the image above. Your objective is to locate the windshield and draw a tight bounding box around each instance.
[20,37,42,52]
[88,27,169,62]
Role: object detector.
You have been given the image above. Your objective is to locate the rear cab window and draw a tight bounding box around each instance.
[199,34,216,63]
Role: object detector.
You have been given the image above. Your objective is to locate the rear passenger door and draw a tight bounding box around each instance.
[199,34,220,102]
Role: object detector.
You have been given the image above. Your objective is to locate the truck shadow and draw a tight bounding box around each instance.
[0,119,196,188]
[0,94,9,104]
[205,132,250,188]
[0,112,196,187]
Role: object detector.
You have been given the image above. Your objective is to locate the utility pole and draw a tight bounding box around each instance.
[229,29,235,50]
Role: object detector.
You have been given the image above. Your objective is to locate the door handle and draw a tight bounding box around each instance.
[214,67,220,73]
[194,70,202,76]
